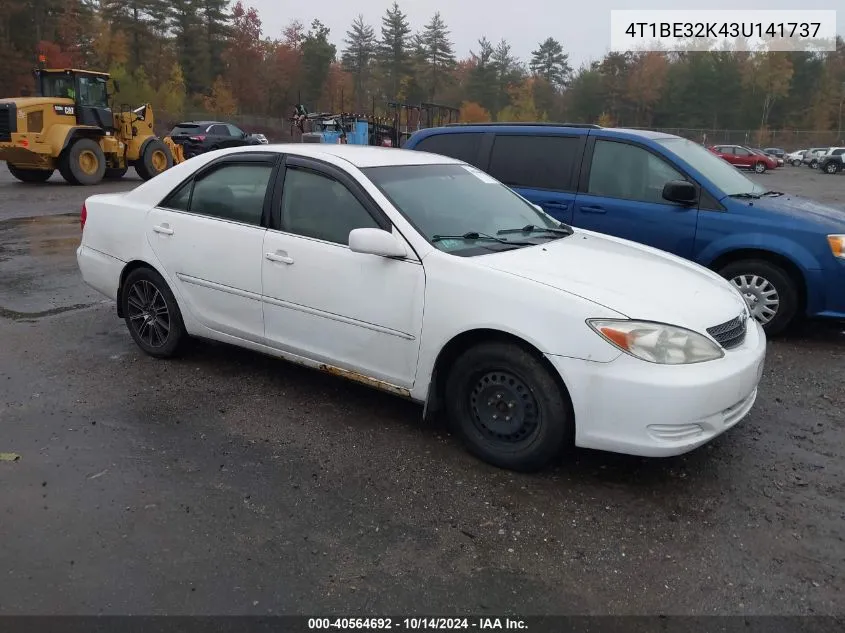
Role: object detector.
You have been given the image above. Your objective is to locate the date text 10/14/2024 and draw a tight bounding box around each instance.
[308,618,527,630]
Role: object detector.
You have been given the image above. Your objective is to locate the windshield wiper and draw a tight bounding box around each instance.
[431,232,536,246]
[729,192,761,199]
[497,223,573,237]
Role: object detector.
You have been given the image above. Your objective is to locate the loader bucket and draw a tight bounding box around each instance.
[163,136,186,164]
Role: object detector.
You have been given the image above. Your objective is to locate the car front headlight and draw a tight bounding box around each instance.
[828,235,845,260]
[587,319,725,365]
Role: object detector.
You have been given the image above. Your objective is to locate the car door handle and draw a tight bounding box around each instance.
[153,224,174,235]
[580,205,606,214]
[266,251,294,264]
[543,201,569,209]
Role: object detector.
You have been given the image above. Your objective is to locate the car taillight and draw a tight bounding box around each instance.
[80,202,87,231]
[189,135,206,141]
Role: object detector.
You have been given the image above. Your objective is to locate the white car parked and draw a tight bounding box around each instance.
[77,144,767,472]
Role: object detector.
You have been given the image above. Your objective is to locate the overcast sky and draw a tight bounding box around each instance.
[250,0,844,68]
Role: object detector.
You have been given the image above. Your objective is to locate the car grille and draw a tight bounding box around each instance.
[707,313,748,350]
[0,105,14,142]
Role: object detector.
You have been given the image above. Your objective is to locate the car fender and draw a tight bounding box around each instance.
[697,233,822,273]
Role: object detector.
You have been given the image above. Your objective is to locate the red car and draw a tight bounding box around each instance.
[707,144,779,173]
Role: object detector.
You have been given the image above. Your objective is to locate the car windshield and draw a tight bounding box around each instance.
[656,137,764,197]
[362,163,570,256]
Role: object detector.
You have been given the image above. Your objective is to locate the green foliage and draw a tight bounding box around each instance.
[301,19,336,108]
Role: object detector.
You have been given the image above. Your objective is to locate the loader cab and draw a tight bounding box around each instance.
[35,69,114,131]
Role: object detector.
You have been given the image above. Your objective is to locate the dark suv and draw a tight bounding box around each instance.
[818,147,844,174]
[168,121,266,158]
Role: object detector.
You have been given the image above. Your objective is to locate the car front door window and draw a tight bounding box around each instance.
[280,167,381,244]
[587,140,685,205]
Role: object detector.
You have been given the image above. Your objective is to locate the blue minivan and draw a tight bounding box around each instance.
[403,123,845,335]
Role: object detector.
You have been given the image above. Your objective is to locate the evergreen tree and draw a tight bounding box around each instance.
[342,14,376,111]
[377,1,411,100]
[301,19,336,108]
[468,36,497,114]
[529,37,571,89]
[420,12,456,100]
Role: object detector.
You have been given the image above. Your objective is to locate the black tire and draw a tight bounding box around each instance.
[7,164,54,183]
[791,159,802,167]
[753,161,767,174]
[58,138,106,185]
[104,166,128,180]
[717,259,799,336]
[135,139,174,181]
[121,267,187,359]
[809,159,818,169]
[444,341,573,472]
[823,161,840,174]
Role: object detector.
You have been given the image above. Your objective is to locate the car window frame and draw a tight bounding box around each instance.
[157,152,282,228]
[484,132,586,193]
[269,155,420,258]
[411,131,488,168]
[578,135,724,211]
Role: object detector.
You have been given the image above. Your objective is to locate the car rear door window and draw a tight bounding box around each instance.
[487,135,579,192]
[162,163,272,225]
[412,133,484,167]
[209,124,230,136]
[280,168,380,245]
[588,140,685,204]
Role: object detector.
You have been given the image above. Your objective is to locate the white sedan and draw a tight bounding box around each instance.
[77,144,766,472]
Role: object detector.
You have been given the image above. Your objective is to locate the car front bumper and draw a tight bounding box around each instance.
[545,318,766,457]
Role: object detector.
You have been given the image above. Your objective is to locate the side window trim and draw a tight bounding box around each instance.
[578,136,724,211]
[273,155,392,233]
[488,133,586,193]
[156,152,282,227]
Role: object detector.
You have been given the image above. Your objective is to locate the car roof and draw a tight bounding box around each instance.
[413,123,677,142]
[197,143,466,168]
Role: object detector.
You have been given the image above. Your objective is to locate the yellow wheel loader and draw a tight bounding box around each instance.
[0,64,185,186]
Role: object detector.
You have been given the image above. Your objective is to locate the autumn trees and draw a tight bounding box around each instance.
[1,1,843,137]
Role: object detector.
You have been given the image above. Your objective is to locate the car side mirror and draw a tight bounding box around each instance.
[348,228,407,258]
[662,180,697,205]
[532,203,543,213]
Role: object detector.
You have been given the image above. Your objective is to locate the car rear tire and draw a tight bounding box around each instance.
[444,341,573,472]
[718,259,799,336]
[809,159,819,169]
[792,159,802,166]
[58,138,106,185]
[104,166,128,180]
[7,164,54,183]
[753,162,767,174]
[121,267,187,359]
[135,139,173,181]
[824,162,840,174]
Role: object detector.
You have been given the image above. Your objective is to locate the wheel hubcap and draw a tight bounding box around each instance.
[151,149,167,172]
[79,150,98,175]
[127,280,170,347]
[731,274,780,324]
[470,371,539,443]
[755,163,764,172]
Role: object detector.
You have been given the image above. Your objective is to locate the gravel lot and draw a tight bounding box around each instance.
[0,162,843,616]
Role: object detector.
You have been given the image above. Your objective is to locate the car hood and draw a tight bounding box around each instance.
[745,193,845,229]
[480,230,748,333]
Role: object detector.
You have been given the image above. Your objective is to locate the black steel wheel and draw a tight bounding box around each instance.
[445,341,573,472]
[121,267,186,358]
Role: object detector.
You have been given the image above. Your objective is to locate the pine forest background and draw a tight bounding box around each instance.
[2,0,844,146]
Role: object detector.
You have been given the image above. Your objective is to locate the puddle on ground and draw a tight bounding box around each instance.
[0,213,81,258]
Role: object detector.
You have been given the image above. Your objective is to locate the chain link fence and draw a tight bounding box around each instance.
[640,128,845,150]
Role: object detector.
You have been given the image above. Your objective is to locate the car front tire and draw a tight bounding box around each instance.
[718,259,799,336]
[444,341,573,472]
[121,267,187,358]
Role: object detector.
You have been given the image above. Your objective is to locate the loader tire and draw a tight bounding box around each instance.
[136,139,173,181]
[7,164,54,183]
[59,138,106,186]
